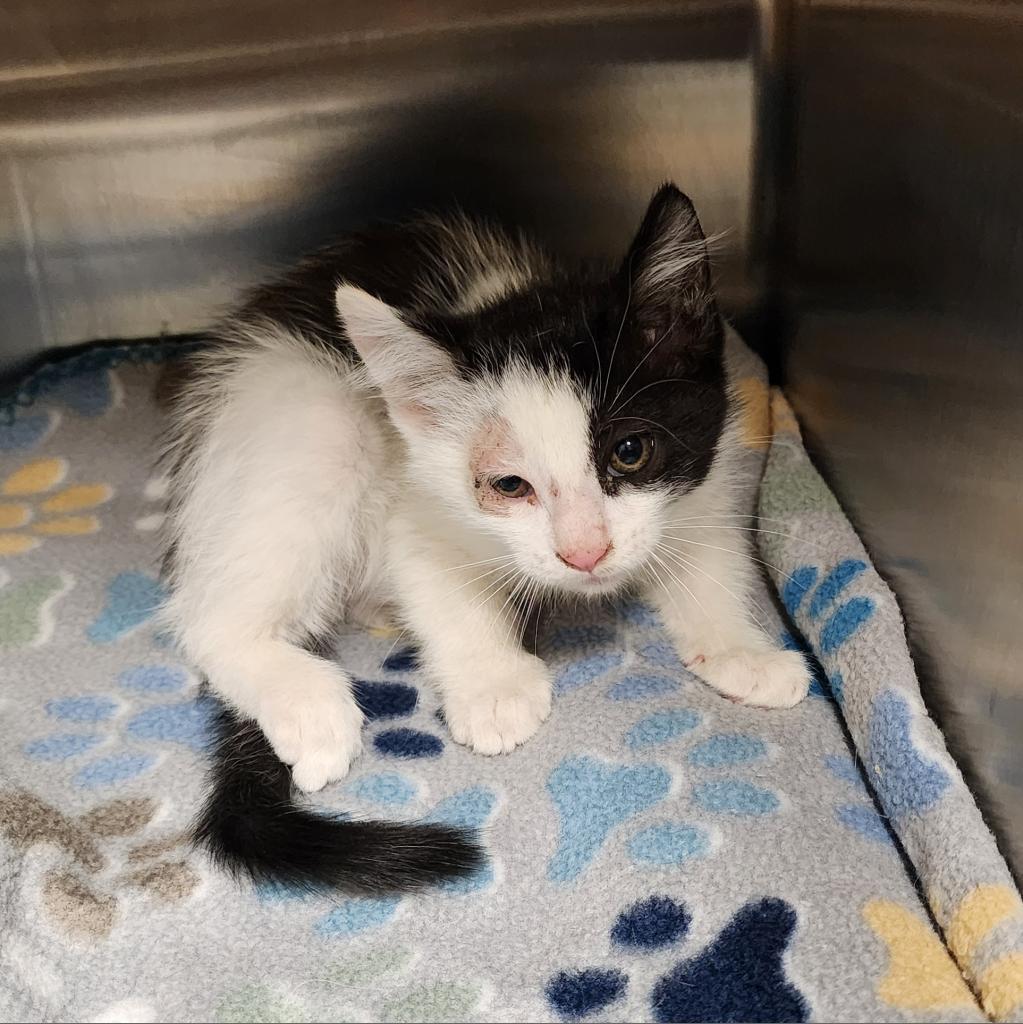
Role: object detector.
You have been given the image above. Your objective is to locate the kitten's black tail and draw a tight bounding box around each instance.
[192,700,485,895]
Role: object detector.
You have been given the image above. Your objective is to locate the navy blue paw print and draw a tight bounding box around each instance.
[650,898,809,1022]
[546,895,808,1022]
[546,969,628,1020]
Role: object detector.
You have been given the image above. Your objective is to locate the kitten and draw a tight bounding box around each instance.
[160,184,811,895]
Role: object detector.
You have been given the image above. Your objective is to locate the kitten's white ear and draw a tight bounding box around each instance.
[335,284,458,430]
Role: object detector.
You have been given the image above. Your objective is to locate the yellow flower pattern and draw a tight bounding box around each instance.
[0,458,112,556]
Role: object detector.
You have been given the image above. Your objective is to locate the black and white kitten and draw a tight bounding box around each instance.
[160,184,811,895]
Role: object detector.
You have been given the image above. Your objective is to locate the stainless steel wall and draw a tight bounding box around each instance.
[0,1,764,374]
[783,1,1023,884]
[1,0,1020,882]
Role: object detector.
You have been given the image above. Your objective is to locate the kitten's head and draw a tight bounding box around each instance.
[336,184,729,597]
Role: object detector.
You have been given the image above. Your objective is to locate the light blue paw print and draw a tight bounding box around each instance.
[608,674,679,701]
[555,653,624,696]
[693,780,779,816]
[22,660,200,788]
[317,897,400,938]
[547,755,671,883]
[636,641,683,671]
[348,772,419,808]
[782,560,875,693]
[88,572,166,645]
[0,411,57,452]
[45,368,118,418]
[835,805,894,846]
[866,689,950,819]
[687,734,766,768]
[628,823,712,866]
[46,695,119,723]
[125,695,217,751]
[426,786,498,894]
[824,749,896,847]
[74,753,157,789]
[625,710,701,750]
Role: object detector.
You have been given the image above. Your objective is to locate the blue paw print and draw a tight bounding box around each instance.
[382,646,420,672]
[23,660,203,787]
[547,755,671,883]
[866,689,950,819]
[88,573,166,645]
[0,411,56,452]
[546,895,808,1022]
[650,898,809,1022]
[348,772,418,808]
[373,728,443,759]
[317,897,400,937]
[45,368,117,418]
[612,895,691,950]
[625,710,701,750]
[823,750,896,846]
[692,780,779,816]
[782,559,875,666]
[543,601,692,703]
[628,824,711,866]
[546,969,628,1020]
[353,680,418,720]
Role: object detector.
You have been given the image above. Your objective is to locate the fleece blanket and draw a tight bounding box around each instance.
[0,338,1021,1024]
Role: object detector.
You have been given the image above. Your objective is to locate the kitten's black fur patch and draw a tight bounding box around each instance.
[193,700,484,896]
[178,183,728,896]
[233,183,727,496]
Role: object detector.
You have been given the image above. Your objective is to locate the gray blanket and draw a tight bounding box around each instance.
[1,337,1021,1023]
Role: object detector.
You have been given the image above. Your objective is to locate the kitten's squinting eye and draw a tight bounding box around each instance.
[492,475,533,499]
[608,435,652,476]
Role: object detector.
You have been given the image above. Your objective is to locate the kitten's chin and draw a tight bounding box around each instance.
[555,572,627,599]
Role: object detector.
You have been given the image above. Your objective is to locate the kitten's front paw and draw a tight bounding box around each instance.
[259,684,364,793]
[692,648,810,709]
[444,657,553,756]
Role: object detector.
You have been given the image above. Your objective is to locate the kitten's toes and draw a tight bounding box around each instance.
[694,648,810,709]
[445,659,553,756]
[259,687,365,792]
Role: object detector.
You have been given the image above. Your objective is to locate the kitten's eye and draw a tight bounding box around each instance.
[492,475,533,499]
[608,435,651,476]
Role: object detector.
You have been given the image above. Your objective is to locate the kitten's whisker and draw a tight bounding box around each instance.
[467,564,521,614]
[656,543,772,634]
[605,415,693,452]
[662,512,794,526]
[602,256,633,404]
[442,554,514,573]
[606,314,681,412]
[649,549,711,624]
[665,535,798,584]
[608,376,695,417]
[442,560,516,601]
[660,524,825,551]
[581,302,604,402]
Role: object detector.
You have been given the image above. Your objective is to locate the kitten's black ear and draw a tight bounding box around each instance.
[336,284,459,433]
[624,184,715,323]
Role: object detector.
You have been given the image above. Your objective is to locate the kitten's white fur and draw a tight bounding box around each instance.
[162,232,808,793]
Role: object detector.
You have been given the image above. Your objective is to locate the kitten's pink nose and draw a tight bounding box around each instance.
[557,541,611,573]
